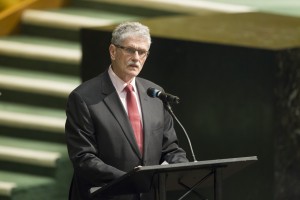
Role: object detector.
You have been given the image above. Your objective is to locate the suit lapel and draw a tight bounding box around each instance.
[136,79,153,161]
[101,71,142,159]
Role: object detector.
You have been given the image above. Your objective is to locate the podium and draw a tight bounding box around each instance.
[90,156,257,200]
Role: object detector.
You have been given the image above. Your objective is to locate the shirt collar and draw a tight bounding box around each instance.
[108,65,137,93]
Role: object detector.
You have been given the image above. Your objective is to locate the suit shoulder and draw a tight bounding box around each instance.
[137,77,163,90]
[72,74,102,94]
[67,73,108,105]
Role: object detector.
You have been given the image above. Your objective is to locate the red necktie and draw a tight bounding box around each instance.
[124,85,143,154]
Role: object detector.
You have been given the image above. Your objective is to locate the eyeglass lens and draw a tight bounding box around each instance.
[115,44,149,57]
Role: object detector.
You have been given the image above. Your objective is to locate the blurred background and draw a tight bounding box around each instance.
[0,0,299,200]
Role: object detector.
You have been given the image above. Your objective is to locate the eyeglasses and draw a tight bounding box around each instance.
[113,44,149,58]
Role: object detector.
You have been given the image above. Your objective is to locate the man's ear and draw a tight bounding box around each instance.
[109,44,116,60]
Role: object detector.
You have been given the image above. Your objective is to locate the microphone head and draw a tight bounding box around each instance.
[147,87,160,98]
[147,87,180,104]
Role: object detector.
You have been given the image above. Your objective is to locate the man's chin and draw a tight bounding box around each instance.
[130,72,139,78]
[127,69,140,76]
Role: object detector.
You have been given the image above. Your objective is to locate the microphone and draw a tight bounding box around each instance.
[147,87,197,162]
[147,87,180,104]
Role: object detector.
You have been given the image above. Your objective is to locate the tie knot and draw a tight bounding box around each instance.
[125,84,134,93]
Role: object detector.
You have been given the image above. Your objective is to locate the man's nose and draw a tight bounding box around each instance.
[132,51,140,59]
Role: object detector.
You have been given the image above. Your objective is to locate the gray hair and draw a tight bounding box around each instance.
[111,22,151,47]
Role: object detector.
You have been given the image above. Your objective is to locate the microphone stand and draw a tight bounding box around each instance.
[164,102,197,162]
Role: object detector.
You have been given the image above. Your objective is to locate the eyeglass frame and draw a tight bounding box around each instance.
[113,43,150,58]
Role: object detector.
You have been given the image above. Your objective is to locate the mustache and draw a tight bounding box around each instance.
[127,61,140,68]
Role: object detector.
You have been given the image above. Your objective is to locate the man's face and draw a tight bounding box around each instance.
[109,36,150,83]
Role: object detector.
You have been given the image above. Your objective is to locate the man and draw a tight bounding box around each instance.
[65,22,188,200]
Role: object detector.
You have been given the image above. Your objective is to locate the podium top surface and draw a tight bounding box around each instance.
[91,156,257,197]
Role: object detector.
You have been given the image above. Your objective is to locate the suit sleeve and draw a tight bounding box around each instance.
[65,91,126,185]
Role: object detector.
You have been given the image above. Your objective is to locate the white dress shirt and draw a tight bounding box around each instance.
[108,66,143,124]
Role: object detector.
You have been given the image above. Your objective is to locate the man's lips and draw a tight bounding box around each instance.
[128,63,139,68]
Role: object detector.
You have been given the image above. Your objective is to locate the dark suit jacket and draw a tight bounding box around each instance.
[65,70,188,200]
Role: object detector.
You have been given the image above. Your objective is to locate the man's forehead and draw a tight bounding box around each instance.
[122,37,150,48]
